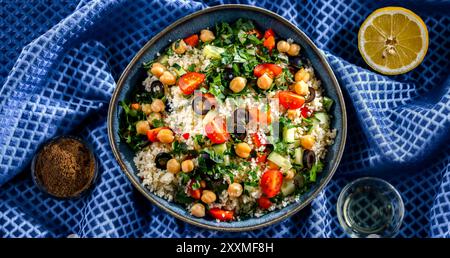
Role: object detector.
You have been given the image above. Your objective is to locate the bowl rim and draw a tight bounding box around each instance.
[107,4,347,231]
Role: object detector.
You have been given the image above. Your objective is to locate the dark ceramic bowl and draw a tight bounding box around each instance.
[31,135,98,199]
[108,4,347,231]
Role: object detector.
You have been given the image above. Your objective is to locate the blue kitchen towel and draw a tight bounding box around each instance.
[0,0,449,237]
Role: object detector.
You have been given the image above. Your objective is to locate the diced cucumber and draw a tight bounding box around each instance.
[244,184,256,194]
[223,155,230,166]
[282,127,296,143]
[314,112,330,127]
[267,152,292,170]
[158,54,169,65]
[287,141,301,150]
[323,97,334,111]
[308,117,320,134]
[202,110,218,127]
[203,45,225,59]
[281,179,296,196]
[294,148,304,166]
[212,143,227,156]
[173,64,186,77]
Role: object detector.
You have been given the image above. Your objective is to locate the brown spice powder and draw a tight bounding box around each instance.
[35,138,95,198]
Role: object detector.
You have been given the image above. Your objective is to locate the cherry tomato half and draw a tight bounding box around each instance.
[184,34,199,47]
[252,133,267,148]
[146,127,169,142]
[263,36,275,51]
[249,107,272,126]
[257,197,273,209]
[278,91,305,110]
[256,152,268,164]
[264,28,275,39]
[260,169,283,198]
[209,208,234,221]
[263,29,276,52]
[301,106,312,118]
[178,72,205,95]
[188,180,202,200]
[205,116,229,144]
[253,64,282,78]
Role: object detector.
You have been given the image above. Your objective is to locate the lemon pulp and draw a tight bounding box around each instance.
[358,7,429,75]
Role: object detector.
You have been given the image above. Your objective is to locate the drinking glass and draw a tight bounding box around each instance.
[337,177,404,238]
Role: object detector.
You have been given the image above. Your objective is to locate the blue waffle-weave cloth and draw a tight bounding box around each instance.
[0,0,449,237]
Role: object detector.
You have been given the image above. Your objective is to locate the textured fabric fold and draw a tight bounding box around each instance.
[0,0,449,237]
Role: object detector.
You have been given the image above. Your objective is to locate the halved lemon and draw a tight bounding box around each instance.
[358,7,428,75]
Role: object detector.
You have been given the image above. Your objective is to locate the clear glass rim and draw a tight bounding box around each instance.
[336,177,405,238]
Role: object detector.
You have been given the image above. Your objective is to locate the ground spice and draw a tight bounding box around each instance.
[35,137,95,198]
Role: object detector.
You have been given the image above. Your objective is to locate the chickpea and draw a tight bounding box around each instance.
[181,159,195,173]
[151,99,165,113]
[235,142,251,158]
[300,135,315,150]
[159,71,177,85]
[166,158,180,173]
[294,68,311,82]
[150,62,166,78]
[147,112,162,125]
[268,160,279,169]
[293,81,309,96]
[190,203,205,218]
[284,169,295,180]
[277,40,290,53]
[172,39,187,55]
[157,129,174,143]
[257,73,273,90]
[287,43,301,56]
[141,103,152,115]
[200,29,215,43]
[135,120,150,135]
[229,77,247,93]
[227,183,243,198]
[287,109,297,120]
[201,190,216,204]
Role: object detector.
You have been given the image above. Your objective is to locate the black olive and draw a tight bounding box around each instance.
[250,149,257,158]
[199,153,215,167]
[233,108,249,126]
[165,100,173,113]
[192,95,214,115]
[305,87,315,103]
[288,65,297,76]
[223,67,234,81]
[303,150,316,169]
[150,80,165,99]
[265,144,274,152]
[231,119,247,140]
[289,56,306,68]
[155,152,172,169]
[232,132,247,141]
[232,126,247,141]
